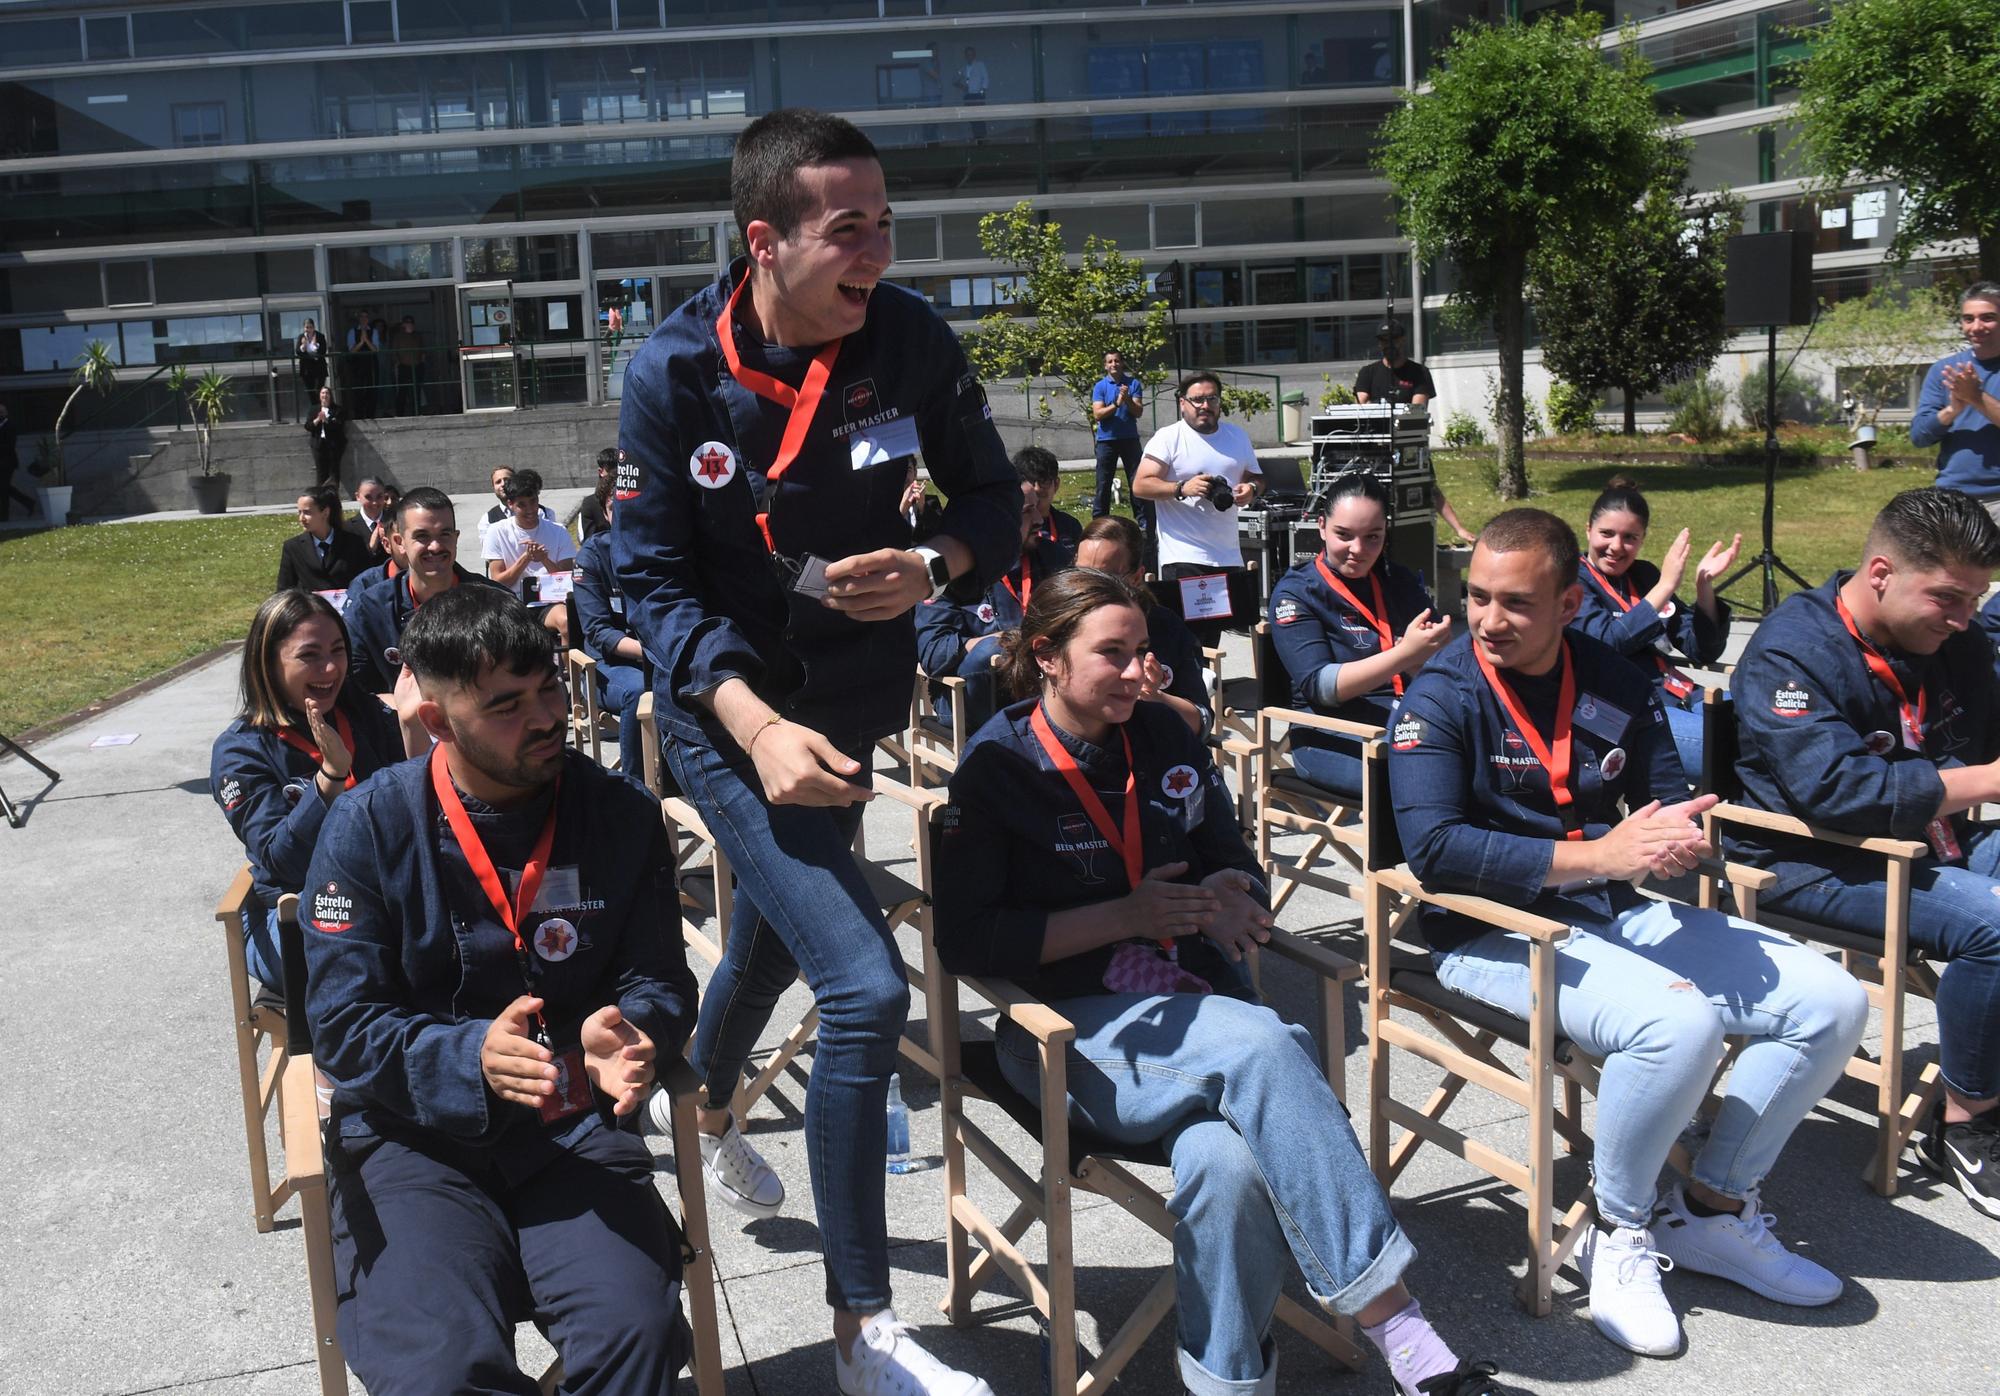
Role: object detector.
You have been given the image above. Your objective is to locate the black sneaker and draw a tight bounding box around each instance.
[1916,1103,2000,1221]
[1415,1360,1533,1396]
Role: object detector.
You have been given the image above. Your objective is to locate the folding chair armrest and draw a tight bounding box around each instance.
[1254,707,1384,744]
[277,1053,325,1188]
[1373,866,1573,942]
[215,864,254,925]
[1262,926,1363,983]
[657,1054,703,1101]
[1689,856,1776,893]
[1217,736,1259,758]
[1705,801,1927,860]
[869,775,948,813]
[566,649,597,673]
[960,975,1076,1045]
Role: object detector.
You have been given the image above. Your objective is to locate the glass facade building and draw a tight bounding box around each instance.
[0,0,1945,435]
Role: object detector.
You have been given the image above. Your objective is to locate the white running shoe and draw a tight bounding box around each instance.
[693,1119,784,1220]
[1576,1222,1680,1357]
[1651,1184,1843,1306]
[836,1311,995,1396]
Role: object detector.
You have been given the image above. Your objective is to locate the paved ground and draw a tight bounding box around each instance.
[1,634,1995,1396]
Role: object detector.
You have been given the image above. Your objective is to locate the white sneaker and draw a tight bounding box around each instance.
[1652,1184,1843,1306]
[1576,1222,1680,1356]
[836,1311,995,1396]
[695,1119,784,1220]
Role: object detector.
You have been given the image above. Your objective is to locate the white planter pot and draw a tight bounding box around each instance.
[36,485,73,524]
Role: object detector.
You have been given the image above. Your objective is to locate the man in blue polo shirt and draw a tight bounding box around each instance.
[1090,348,1151,564]
[1912,283,2000,524]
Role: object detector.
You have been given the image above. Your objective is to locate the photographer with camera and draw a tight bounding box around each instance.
[1132,371,1263,644]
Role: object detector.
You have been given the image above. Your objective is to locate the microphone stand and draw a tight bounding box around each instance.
[1718,324,1810,613]
[0,730,60,829]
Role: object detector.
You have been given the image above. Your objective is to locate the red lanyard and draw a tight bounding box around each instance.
[1313,555,1401,696]
[1583,559,1696,698]
[277,709,359,790]
[429,745,558,955]
[715,271,841,552]
[1001,554,1034,612]
[1473,639,1583,839]
[1835,593,1926,749]
[1030,703,1145,894]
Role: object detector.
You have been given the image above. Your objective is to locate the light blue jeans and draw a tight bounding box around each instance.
[996,992,1414,1396]
[1662,693,1703,788]
[1435,898,1867,1229]
[933,633,1005,735]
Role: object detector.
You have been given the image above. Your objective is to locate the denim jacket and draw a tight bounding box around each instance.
[612,260,1021,752]
[1269,557,1434,750]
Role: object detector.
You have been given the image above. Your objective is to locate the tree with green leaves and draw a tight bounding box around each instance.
[1791,0,2000,281]
[46,339,118,488]
[965,201,1170,430]
[1533,153,1740,435]
[1378,13,1671,497]
[1813,282,1958,435]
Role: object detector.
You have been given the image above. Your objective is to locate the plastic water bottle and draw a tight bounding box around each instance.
[885,1072,916,1174]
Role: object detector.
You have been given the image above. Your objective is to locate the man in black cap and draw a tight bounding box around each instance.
[1353,318,1476,545]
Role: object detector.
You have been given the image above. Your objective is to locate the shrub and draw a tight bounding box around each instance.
[1220,384,1273,420]
[1442,411,1487,449]
[1482,371,1544,440]
[1320,375,1357,407]
[1545,379,1600,436]
[1738,362,1832,430]
[1664,374,1728,441]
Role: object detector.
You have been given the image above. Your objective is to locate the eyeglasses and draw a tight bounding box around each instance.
[1182,394,1221,407]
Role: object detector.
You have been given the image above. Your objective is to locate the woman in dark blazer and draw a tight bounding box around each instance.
[277,484,372,593]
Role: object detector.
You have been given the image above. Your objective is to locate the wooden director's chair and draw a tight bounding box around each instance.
[256,894,725,1396]
[1697,691,1946,1196]
[1362,752,1775,1316]
[214,867,296,1234]
[638,694,943,1120]
[926,804,1368,1394]
[909,666,972,794]
[563,595,608,765]
[1246,623,1387,916]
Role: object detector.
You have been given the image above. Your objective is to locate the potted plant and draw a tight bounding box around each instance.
[187,368,233,513]
[31,339,116,525]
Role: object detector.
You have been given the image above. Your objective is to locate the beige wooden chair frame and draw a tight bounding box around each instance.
[564,645,606,766]
[1253,711,1385,915]
[214,866,293,1234]
[929,810,1368,1393]
[909,669,970,792]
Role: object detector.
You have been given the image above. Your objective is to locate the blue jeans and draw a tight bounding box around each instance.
[932,634,1004,735]
[1662,692,1702,788]
[240,905,282,989]
[1289,741,1364,805]
[667,736,910,1312]
[1435,899,1867,1229]
[1761,823,2000,1100]
[996,993,1413,1396]
[1093,437,1153,558]
[597,660,648,778]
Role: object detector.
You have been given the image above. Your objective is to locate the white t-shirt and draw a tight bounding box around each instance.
[482,516,576,599]
[1141,419,1260,569]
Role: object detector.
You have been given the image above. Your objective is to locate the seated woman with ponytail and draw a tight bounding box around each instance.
[933,567,1523,1396]
[1266,472,1451,798]
[1573,477,1740,783]
[211,590,427,986]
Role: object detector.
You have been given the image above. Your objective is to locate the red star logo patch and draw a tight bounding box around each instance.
[537,922,574,957]
[695,447,729,482]
[1161,765,1198,798]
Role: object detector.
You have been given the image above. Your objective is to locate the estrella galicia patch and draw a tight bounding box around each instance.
[613,447,643,502]
[310,881,354,934]
[1771,681,1811,719]
[1274,597,1302,626]
[218,777,243,811]
[1392,714,1424,750]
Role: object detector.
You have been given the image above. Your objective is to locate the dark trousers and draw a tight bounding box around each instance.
[311,440,344,489]
[1092,437,1154,569]
[394,363,421,416]
[1161,562,1246,647]
[1,461,34,521]
[347,357,377,418]
[328,1118,689,1396]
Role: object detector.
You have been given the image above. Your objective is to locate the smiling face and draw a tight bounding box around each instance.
[746,158,892,347]
[1320,494,1388,579]
[1103,351,1124,380]
[1866,555,1989,655]
[393,505,459,582]
[1586,507,1647,578]
[1962,295,2000,359]
[490,467,514,504]
[276,614,348,719]
[426,660,568,796]
[1039,602,1150,730]
[354,479,389,519]
[1467,542,1581,676]
[508,490,542,529]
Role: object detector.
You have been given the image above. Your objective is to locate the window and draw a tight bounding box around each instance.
[347,1,396,45]
[173,102,228,148]
[104,260,155,308]
[1153,203,1200,250]
[616,0,661,28]
[893,215,940,263]
[327,242,452,284]
[0,18,84,68]
[85,15,133,61]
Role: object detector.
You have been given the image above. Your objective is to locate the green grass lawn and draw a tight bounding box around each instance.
[1056,453,1925,606]
[0,514,294,734]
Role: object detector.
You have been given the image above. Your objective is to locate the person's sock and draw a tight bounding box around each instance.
[1682,1189,1741,1219]
[1362,1298,1458,1396]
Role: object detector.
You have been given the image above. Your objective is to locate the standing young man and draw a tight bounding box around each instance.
[613,109,1019,1395]
[1131,371,1263,645]
[1731,487,2000,1220]
[304,585,699,1394]
[1388,509,1865,1357]
[1090,349,1149,559]
[1910,283,2000,525]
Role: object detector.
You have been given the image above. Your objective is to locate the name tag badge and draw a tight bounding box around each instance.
[1572,694,1630,745]
[528,865,582,913]
[608,593,624,615]
[848,413,921,469]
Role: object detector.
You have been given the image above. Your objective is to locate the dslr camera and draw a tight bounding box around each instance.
[1199,475,1235,511]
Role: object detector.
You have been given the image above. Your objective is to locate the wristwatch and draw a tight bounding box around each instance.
[912,545,952,599]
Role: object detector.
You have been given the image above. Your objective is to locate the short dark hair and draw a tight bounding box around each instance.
[732,109,879,240]
[355,475,387,494]
[301,483,342,521]
[400,586,553,691]
[1078,513,1144,577]
[1317,470,1391,520]
[1178,371,1222,399]
[1012,445,1060,488]
[1587,474,1649,531]
[1865,487,2000,572]
[394,486,455,530]
[595,446,619,472]
[1959,281,2000,310]
[1478,508,1580,585]
[504,468,543,501]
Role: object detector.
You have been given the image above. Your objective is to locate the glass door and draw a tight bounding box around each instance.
[458,279,517,411]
